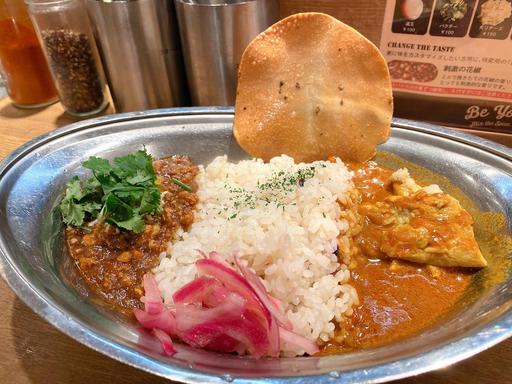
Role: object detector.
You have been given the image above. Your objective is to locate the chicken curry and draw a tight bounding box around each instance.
[322,161,480,352]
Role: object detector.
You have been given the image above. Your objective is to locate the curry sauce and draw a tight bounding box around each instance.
[323,259,472,352]
[321,161,475,353]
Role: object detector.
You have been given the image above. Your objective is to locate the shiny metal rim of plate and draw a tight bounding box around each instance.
[0,107,510,384]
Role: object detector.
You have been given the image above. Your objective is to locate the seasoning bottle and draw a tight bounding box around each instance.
[25,0,108,116]
[0,0,58,108]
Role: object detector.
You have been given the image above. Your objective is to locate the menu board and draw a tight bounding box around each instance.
[380,0,512,131]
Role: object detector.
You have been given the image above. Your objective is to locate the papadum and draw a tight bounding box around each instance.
[234,13,393,163]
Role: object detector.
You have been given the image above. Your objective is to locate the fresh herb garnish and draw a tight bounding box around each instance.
[257,166,316,193]
[221,166,318,220]
[59,149,161,233]
[171,177,193,192]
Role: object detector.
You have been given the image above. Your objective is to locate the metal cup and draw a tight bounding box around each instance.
[86,0,188,112]
[175,0,279,106]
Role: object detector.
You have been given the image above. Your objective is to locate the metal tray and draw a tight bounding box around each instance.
[0,107,511,383]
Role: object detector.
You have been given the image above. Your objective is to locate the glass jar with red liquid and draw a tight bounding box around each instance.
[0,0,57,108]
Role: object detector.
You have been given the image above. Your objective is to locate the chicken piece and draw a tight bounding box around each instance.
[358,169,486,268]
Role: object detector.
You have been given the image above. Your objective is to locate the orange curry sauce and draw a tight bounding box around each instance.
[322,162,474,353]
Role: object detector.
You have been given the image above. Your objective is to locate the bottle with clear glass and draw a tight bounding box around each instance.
[0,0,58,108]
[25,0,108,116]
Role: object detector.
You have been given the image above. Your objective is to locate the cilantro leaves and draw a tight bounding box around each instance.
[59,149,161,233]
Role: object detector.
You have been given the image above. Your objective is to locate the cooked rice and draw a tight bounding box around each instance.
[153,155,360,349]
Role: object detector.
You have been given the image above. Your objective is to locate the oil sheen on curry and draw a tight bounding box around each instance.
[64,153,486,352]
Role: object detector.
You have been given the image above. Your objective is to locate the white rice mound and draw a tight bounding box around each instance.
[154,154,360,347]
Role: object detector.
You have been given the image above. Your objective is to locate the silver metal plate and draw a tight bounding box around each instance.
[0,107,510,383]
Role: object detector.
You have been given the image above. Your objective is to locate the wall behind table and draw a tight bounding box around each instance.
[279,0,387,45]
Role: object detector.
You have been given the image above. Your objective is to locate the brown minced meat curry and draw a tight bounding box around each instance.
[65,156,198,312]
[65,157,479,350]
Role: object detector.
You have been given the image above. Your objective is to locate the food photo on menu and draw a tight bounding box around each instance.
[0,1,511,384]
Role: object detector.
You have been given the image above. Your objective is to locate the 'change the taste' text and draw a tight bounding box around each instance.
[387,42,455,52]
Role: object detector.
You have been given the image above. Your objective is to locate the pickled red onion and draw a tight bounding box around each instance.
[153,328,176,356]
[134,252,319,358]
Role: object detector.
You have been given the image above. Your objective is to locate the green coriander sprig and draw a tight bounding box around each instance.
[60,149,161,233]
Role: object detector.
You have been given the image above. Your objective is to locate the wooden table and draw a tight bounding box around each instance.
[0,97,510,383]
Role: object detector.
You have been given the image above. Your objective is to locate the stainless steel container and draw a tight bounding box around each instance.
[0,109,511,383]
[175,0,279,106]
[86,0,188,112]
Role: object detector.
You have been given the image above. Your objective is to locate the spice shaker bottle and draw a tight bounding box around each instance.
[0,0,58,108]
[25,0,108,116]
